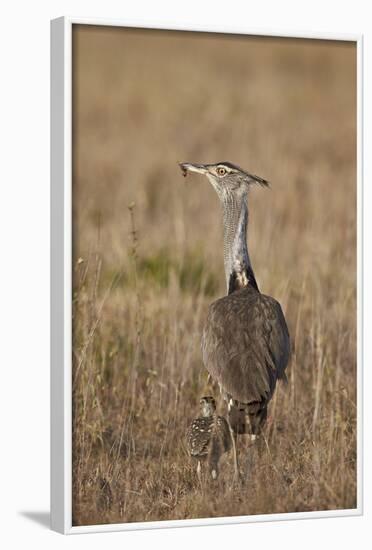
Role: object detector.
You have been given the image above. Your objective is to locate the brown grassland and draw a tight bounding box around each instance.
[71,26,357,526]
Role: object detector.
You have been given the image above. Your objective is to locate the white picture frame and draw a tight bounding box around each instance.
[51,16,363,535]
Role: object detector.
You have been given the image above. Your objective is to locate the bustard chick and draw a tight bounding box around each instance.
[187,396,232,481]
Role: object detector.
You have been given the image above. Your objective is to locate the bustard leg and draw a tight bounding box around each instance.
[226,399,240,484]
[196,460,202,488]
[243,407,268,478]
[250,406,268,459]
[208,438,219,481]
[226,416,239,484]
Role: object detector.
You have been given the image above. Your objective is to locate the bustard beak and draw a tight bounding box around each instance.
[179,162,208,177]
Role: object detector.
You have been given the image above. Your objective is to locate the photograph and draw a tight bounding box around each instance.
[71,24,357,527]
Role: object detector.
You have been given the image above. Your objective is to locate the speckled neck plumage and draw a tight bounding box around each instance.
[221,192,259,294]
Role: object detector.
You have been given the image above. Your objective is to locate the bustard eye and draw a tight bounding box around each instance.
[217,167,227,176]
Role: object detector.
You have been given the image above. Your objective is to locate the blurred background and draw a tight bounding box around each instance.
[72,26,356,526]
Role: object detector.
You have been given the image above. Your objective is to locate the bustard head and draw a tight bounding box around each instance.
[179,161,269,201]
[200,396,216,417]
[179,161,269,293]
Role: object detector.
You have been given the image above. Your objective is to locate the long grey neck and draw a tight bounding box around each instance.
[221,193,259,294]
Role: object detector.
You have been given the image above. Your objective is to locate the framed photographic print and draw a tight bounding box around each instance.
[51,17,362,534]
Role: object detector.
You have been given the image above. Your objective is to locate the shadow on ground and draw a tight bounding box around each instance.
[19,511,50,529]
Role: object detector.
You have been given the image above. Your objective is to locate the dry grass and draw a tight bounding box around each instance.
[71,26,357,526]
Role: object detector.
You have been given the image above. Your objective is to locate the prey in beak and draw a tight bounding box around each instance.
[179,162,208,177]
